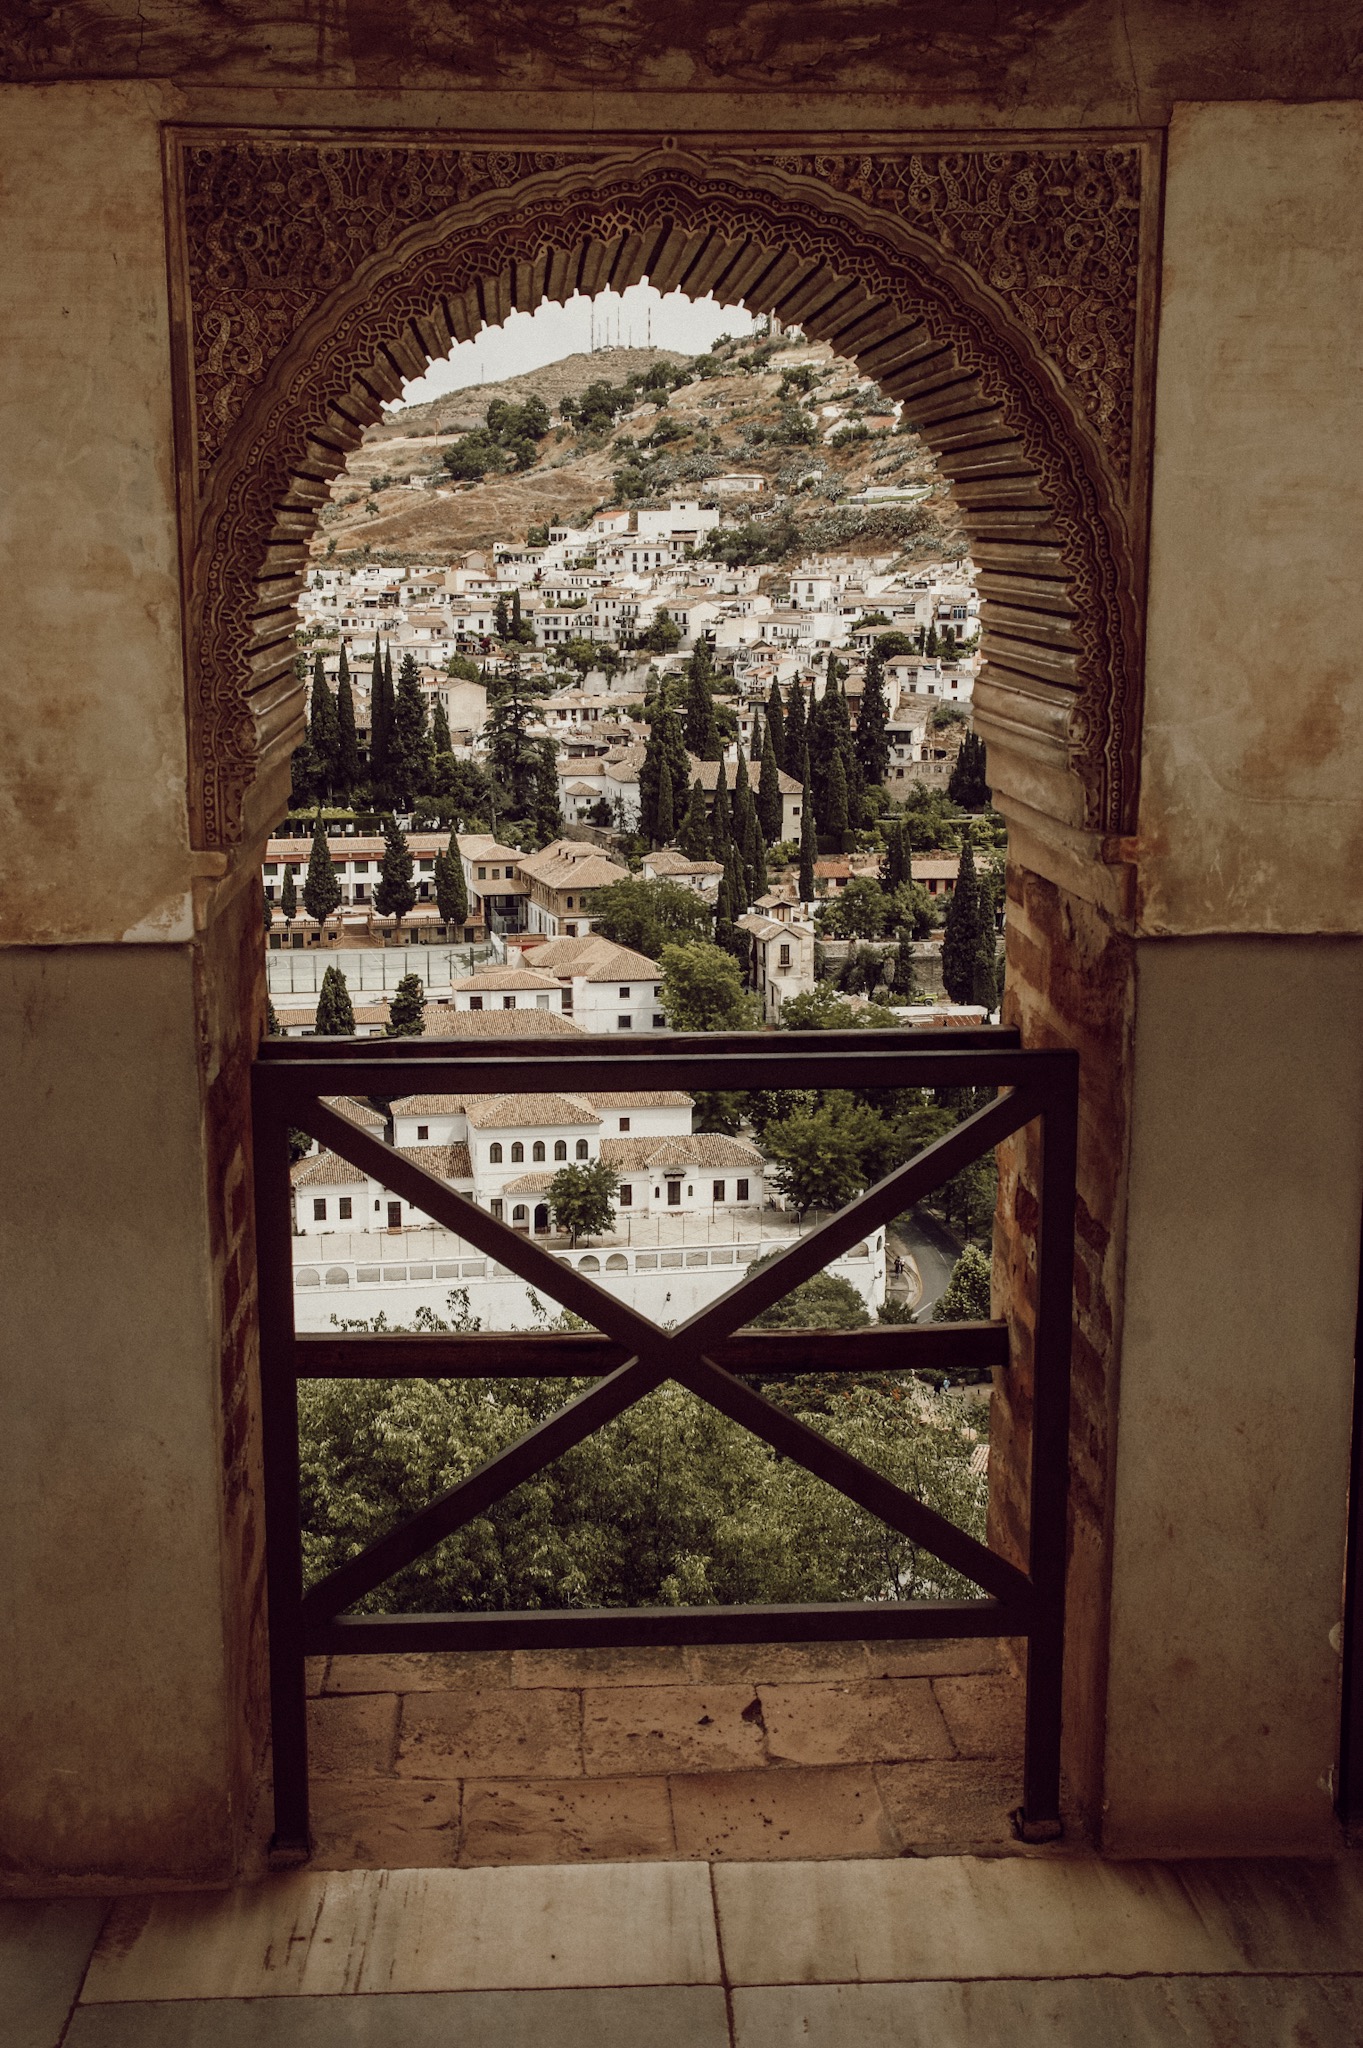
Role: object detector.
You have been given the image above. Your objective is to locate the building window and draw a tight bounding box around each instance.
[477,866,486,878]
[576,1139,589,1160]
[387,1202,401,1228]
[491,1198,504,1220]
[618,986,630,998]
[339,1198,352,1220]
[532,1141,545,1162]
[470,995,484,1011]
[619,1117,630,1132]
[512,1204,528,1225]
[554,1140,567,1160]
[667,1181,682,1206]
[416,1124,429,1140]
[501,995,515,1010]
[617,1015,632,1030]
[536,993,550,1009]
[712,1181,725,1203]
[619,1185,632,1206]
[313,1198,326,1220]
[511,1142,524,1164]
[490,1143,503,1163]
[653,1014,665,1028]
[736,1178,750,1202]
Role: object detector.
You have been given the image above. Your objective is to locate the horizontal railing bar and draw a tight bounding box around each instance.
[261,1026,1022,1063]
[305,1599,1024,1656]
[254,1047,1067,1107]
[293,1324,1012,1379]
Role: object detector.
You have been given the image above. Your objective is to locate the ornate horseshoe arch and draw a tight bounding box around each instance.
[168,134,1159,880]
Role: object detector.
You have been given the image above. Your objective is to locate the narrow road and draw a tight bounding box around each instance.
[893,1208,961,1320]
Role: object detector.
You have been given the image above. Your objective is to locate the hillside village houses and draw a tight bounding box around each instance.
[289,1087,886,1329]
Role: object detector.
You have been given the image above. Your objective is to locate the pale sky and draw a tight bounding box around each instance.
[395,283,758,407]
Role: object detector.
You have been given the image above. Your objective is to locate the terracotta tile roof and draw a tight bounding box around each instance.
[274,1006,391,1027]
[457,835,525,861]
[526,936,661,981]
[517,849,631,891]
[689,757,801,795]
[291,1149,367,1187]
[392,1142,473,1181]
[502,1172,555,1195]
[322,1096,386,1128]
[452,967,562,991]
[419,1006,584,1039]
[600,1133,764,1170]
[464,1093,603,1130]
[585,1092,694,1109]
[389,1095,466,1115]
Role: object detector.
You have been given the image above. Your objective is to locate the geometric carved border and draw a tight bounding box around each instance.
[168,132,1159,857]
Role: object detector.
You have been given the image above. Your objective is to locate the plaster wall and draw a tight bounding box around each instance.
[0,945,240,1886]
[0,84,192,945]
[1103,936,1363,1855]
[1138,102,1363,936]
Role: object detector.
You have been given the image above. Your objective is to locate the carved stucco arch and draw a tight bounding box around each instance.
[174,139,1155,870]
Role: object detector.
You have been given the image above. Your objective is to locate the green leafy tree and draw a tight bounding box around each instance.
[763,1100,875,1217]
[280,864,297,922]
[856,650,890,787]
[814,874,885,940]
[335,647,361,790]
[682,650,720,759]
[548,1160,620,1246]
[389,652,432,800]
[591,876,711,957]
[434,834,470,930]
[888,879,938,940]
[484,654,553,820]
[780,979,853,1029]
[933,1242,992,1323]
[642,608,682,654]
[314,963,355,1035]
[948,731,990,809]
[750,1273,872,1330]
[302,814,342,926]
[374,814,417,936]
[387,972,426,1037]
[757,718,784,843]
[659,942,759,1032]
[765,678,787,770]
[678,777,712,859]
[798,749,817,902]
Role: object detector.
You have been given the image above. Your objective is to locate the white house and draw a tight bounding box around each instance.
[510,934,666,1032]
[737,912,818,1022]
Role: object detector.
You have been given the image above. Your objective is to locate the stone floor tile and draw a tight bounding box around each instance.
[874,1759,1026,1853]
[713,1856,1363,1985]
[0,1898,109,2048]
[582,1683,768,1776]
[459,1775,676,1864]
[323,1650,516,1694]
[66,1985,732,2047]
[84,1864,721,2000]
[931,1672,1025,1758]
[759,1677,955,1766]
[684,1642,873,1685]
[309,1777,462,1870]
[307,1694,400,1777]
[396,1686,581,1781]
[864,1638,1010,1679]
[512,1644,690,1688]
[731,1975,1363,2047]
[670,1765,900,1860]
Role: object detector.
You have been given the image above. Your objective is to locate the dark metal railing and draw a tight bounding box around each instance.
[252,1027,1077,1858]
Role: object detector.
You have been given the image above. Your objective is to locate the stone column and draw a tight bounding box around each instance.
[0,85,266,1887]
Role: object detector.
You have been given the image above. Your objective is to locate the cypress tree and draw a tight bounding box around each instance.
[879,818,907,891]
[757,719,784,843]
[855,650,890,789]
[435,833,469,930]
[387,972,427,1037]
[713,869,738,959]
[494,593,510,640]
[431,695,453,756]
[948,730,989,809]
[302,812,341,927]
[942,839,989,1006]
[731,739,756,854]
[825,749,849,843]
[750,707,763,760]
[890,928,919,1001]
[745,804,768,901]
[682,654,719,758]
[532,742,562,843]
[369,639,394,791]
[374,813,416,937]
[280,864,297,921]
[678,777,712,859]
[654,752,676,845]
[390,652,432,800]
[314,964,355,1036]
[784,676,807,768]
[511,587,525,642]
[766,678,786,770]
[711,756,732,855]
[798,748,817,903]
[310,652,339,792]
[335,646,361,791]
[265,994,281,1035]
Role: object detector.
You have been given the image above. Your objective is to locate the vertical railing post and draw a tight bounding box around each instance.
[1019,1053,1079,1840]
[251,1067,312,1863]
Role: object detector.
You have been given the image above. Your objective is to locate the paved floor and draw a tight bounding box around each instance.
[8,1854,1363,2045]
[304,1638,1050,1868]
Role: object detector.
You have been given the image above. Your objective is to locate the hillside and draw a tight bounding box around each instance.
[315,335,963,566]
